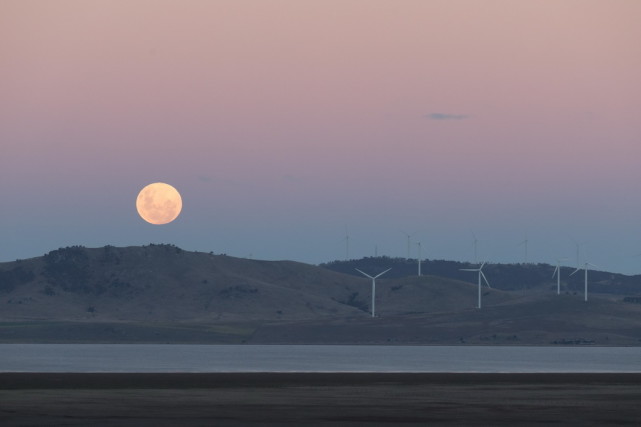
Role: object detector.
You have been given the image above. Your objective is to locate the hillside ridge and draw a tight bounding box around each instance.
[1,245,641,345]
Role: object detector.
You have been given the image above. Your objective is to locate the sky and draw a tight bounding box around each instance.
[2,0,641,274]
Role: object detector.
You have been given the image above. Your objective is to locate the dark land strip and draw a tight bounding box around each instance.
[2,373,641,426]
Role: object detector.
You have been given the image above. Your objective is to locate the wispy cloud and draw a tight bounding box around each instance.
[425,113,469,120]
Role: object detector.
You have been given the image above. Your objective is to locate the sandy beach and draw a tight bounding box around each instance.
[1,373,641,425]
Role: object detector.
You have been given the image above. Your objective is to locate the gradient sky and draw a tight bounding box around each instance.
[2,0,641,274]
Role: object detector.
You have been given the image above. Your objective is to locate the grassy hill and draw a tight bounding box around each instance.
[1,245,641,345]
[1,244,369,322]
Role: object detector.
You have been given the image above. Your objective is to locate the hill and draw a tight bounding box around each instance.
[320,257,641,295]
[1,245,641,345]
[1,244,368,322]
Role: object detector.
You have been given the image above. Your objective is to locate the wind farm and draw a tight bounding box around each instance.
[1,244,641,346]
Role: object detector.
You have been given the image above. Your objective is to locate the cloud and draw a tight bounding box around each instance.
[425,113,469,120]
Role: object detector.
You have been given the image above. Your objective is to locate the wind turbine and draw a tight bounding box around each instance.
[401,231,416,260]
[471,232,479,264]
[570,237,587,268]
[570,262,599,302]
[552,257,568,295]
[460,262,491,309]
[355,268,391,317]
[518,235,528,264]
[343,226,349,260]
[415,241,422,276]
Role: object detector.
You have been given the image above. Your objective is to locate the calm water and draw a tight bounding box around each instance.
[1,344,640,373]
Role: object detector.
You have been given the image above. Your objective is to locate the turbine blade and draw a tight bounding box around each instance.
[355,268,373,279]
[460,268,479,272]
[479,262,486,270]
[374,268,392,279]
[569,267,580,276]
[552,265,559,278]
[480,270,491,288]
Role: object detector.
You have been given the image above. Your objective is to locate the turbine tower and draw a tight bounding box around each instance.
[355,268,391,317]
[344,226,349,260]
[416,241,422,276]
[570,262,599,302]
[552,257,568,295]
[460,262,491,309]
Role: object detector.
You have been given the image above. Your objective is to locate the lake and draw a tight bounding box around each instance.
[1,344,639,373]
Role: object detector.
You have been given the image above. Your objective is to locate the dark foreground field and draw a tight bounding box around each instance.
[2,373,641,426]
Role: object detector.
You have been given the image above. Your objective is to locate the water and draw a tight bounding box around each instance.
[1,344,639,373]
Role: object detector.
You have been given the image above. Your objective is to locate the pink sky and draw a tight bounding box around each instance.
[2,0,641,273]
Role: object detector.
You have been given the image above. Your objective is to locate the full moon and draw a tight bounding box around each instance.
[136,182,183,225]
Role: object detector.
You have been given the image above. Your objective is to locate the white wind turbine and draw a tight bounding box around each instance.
[518,235,528,264]
[471,232,479,264]
[416,241,422,276]
[342,226,349,260]
[401,230,416,260]
[355,268,391,317]
[570,261,599,302]
[552,257,569,295]
[460,262,491,309]
[570,238,587,268]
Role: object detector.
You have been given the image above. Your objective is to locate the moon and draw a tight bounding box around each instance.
[136,182,183,225]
